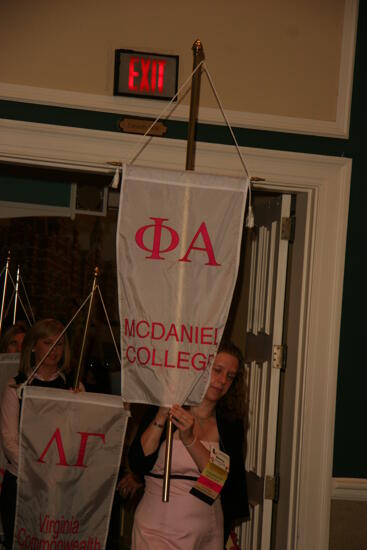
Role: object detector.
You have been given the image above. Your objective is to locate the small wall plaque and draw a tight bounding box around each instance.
[119,117,167,136]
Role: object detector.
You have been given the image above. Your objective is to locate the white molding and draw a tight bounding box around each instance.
[0,118,252,175]
[0,0,358,139]
[332,478,367,502]
[294,158,351,550]
[335,0,359,138]
[0,81,351,139]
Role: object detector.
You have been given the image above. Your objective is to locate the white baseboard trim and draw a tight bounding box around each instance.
[332,478,367,501]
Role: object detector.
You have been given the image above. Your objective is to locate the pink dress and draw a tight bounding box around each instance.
[132,439,224,550]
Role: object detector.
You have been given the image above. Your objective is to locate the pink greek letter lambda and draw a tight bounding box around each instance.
[37,429,105,468]
[37,428,69,466]
[179,222,221,266]
[135,217,179,260]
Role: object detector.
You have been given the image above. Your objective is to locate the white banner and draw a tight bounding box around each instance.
[117,165,248,406]
[13,387,129,550]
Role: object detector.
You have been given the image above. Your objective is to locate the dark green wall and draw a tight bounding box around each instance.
[332,4,366,478]
[0,177,71,207]
[0,5,364,477]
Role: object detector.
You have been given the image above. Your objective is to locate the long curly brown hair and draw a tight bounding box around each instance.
[215,339,247,421]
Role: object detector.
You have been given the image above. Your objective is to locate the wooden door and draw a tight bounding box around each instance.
[239,193,291,550]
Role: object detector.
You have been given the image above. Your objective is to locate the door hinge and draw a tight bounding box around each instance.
[281,216,295,242]
[264,474,280,502]
[272,344,287,370]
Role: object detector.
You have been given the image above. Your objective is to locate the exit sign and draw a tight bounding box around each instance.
[114,49,179,101]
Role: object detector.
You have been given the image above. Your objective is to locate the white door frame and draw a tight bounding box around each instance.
[0,121,352,549]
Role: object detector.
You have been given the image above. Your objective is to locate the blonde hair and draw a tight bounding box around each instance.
[19,319,71,376]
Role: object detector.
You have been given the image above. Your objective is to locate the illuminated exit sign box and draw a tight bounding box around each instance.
[114,49,179,101]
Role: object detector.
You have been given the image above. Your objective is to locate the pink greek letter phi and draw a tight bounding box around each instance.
[135,217,179,260]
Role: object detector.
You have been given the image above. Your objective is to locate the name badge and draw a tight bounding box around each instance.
[190,447,229,505]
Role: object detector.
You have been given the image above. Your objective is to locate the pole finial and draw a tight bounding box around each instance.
[193,39,202,50]
[192,39,205,60]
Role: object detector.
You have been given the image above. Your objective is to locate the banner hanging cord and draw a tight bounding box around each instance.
[20,274,36,324]
[16,290,94,397]
[202,62,249,178]
[125,60,254,227]
[202,62,253,227]
[2,289,15,321]
[16,286,122,396]
[6,271,34,327]
[97,286,121,364]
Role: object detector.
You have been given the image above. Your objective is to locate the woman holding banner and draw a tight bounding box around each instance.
[129,340,249,549]
[0,318,79,550]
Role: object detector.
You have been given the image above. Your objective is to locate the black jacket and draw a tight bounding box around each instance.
[128,405,249,543]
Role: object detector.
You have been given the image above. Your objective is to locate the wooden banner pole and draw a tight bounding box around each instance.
[162,40,205,503]
[0,251,11,335]
[162,415,174,502]
[12,265,20,325]
[185,39,205,171]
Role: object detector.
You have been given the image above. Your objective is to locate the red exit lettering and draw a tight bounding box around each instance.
[128,57,167,94]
